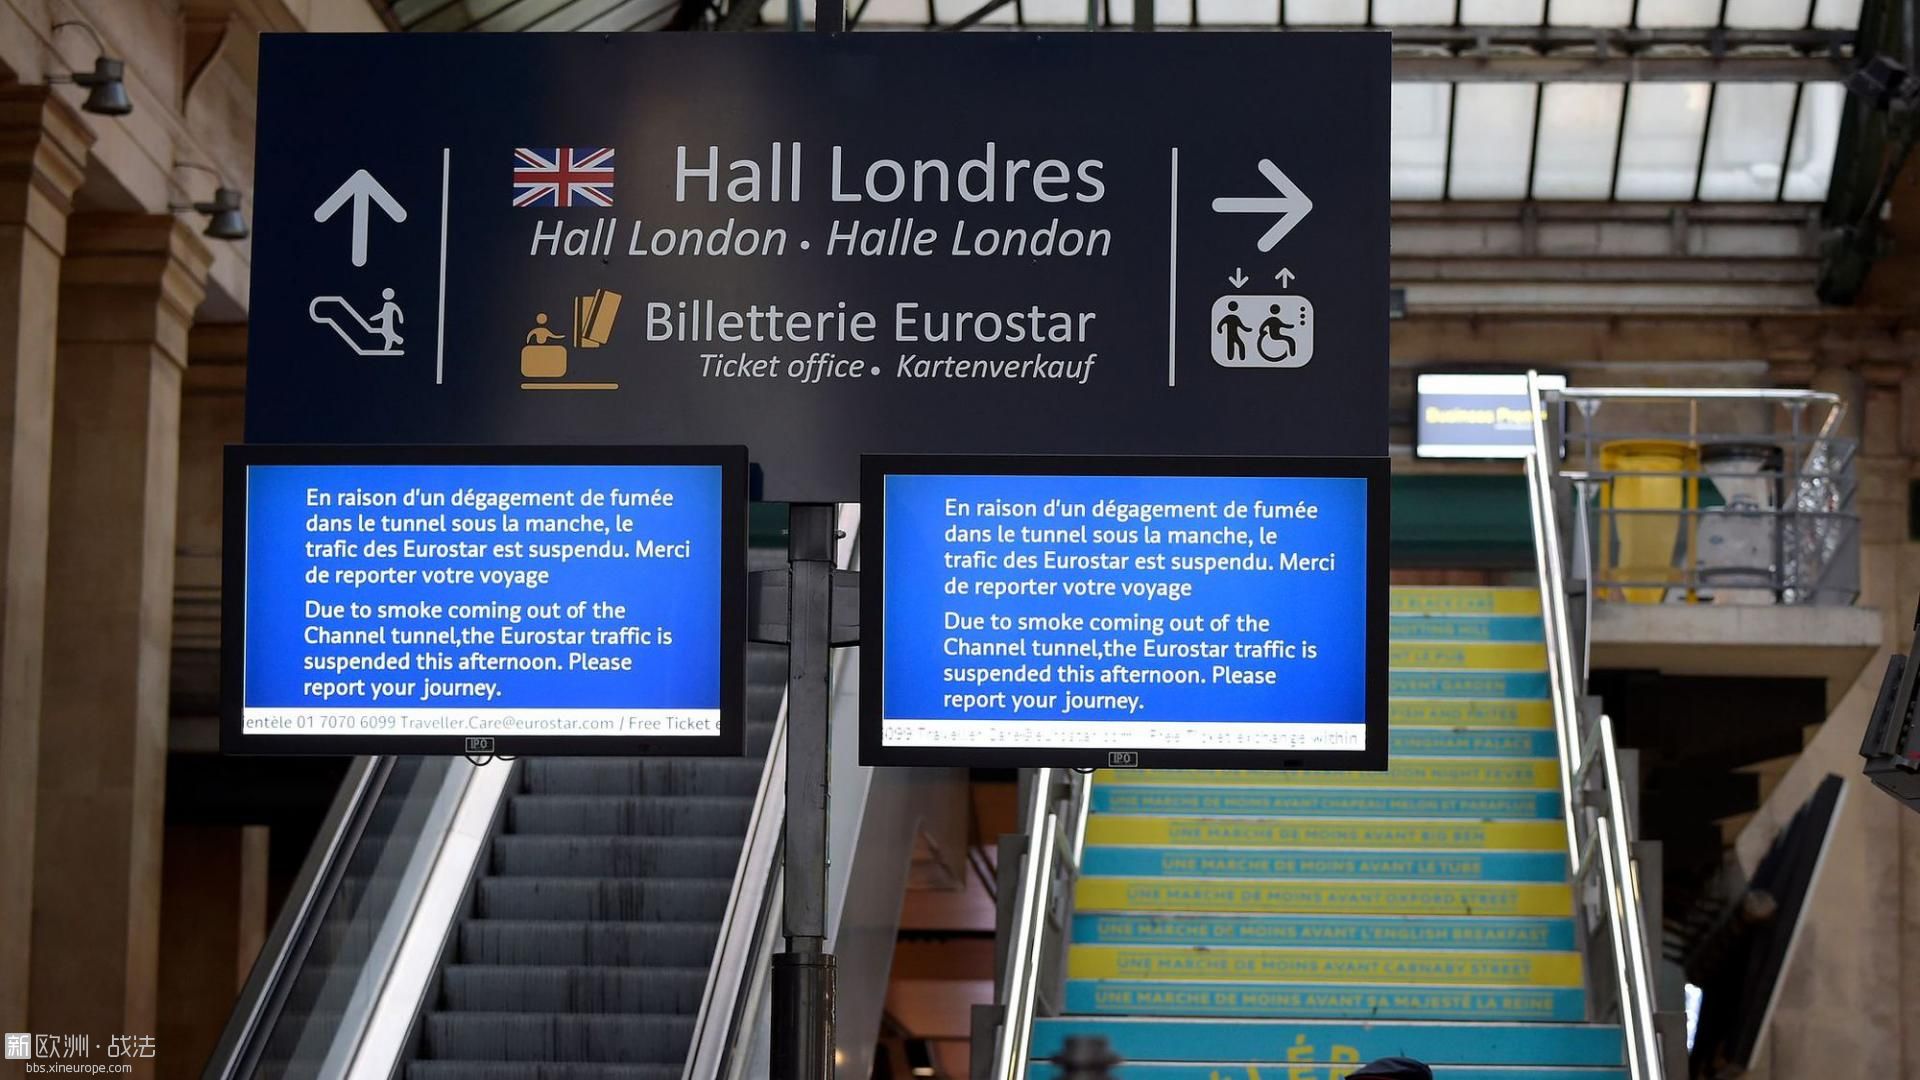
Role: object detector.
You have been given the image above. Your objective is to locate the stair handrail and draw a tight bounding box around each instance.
[1525,372,1666,1080]
[988,767,1092,1080]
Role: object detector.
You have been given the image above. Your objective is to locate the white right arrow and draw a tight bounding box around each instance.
[1212,159,1313,252]
[314,169,408,268]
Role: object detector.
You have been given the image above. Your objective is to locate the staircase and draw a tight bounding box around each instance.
[403,640,785,1079]
[1029,585,1627,1080]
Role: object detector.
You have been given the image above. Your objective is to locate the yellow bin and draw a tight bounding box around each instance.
[1598,439,1699,604]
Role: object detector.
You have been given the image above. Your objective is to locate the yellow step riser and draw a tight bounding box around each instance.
[1389,643,1547,672]
[1096,760,1561,791]
[1068,944,1584,988]
[1391,700,1554,730]
[1078,877,1575,918]
[1084,817,1566,851]
[1389,588,1541,616]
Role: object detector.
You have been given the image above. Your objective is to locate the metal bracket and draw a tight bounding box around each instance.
[749,568,860,647]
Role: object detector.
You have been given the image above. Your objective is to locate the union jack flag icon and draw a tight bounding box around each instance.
[512,147,615,208]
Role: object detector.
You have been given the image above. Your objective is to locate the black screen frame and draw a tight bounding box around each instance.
[858,453,1389,770]
[221,443,748,758]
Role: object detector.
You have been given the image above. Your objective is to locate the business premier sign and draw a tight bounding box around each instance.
[247,33,1389,500]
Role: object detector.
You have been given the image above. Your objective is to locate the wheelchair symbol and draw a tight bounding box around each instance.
[1212,294,1313,369]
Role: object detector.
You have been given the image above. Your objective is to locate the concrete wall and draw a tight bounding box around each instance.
[1733,161,1920,1074]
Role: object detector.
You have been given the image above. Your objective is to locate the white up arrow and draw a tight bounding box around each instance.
[314,169,408,267]
[1212,159,1312,252]
[1276,267,1296,287]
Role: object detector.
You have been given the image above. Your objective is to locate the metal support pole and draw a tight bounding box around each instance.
[773,503,837,1080]
[818,0,847,32]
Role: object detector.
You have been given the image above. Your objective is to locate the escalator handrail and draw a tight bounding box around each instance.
[202,755,389,1080]
[684,691,790,1080]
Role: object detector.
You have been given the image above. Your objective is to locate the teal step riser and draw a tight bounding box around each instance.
[1030,1018,1623,1066]
[1066,982,1587,1022]
[1392,673,1550,700]
[1073,914,1579,952]
[1390,615,1546,643]
[1021,1060,1620,1068]
[1082,849,1568,883]
[1093,789,1563,820]
[1391,730,1559,758]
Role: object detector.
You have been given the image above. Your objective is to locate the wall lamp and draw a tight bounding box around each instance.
[172,163,249,242]
[47,22,130,117]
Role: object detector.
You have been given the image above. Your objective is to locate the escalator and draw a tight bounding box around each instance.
[209,511,929,1080]
[203,524,760,1080]
[402,645,783,1079]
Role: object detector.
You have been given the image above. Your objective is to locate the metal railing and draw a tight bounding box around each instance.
[978,381,1788,1076]
[1550,386,1858,608]
[1526,373,1679,1080]
[985,767,1092,1080]
[685,690,789,1080]
[686,503,867,1080]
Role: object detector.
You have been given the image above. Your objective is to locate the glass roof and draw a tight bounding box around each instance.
[1387,78,1845,200]
[388,0,1857,201]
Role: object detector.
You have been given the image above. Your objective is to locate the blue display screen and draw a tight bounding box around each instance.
[878,471,1373,756]
[239,462,726,743]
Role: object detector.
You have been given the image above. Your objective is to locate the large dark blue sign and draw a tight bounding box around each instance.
[861,456,1387,769]
[222,445,747,756]
[247,33,1390,501]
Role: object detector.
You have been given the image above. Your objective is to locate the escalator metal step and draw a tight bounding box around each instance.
[407,624,787,1074]
[475,877,733,921]
[508,795,754,837]
[407,1064,681,1080]
[422,1013,695,1063]
[745,680,785,715]
[744,720,777,757]
[490,836,744,878]
[519,759,765,797]
[744,644,787,684]
[457,920,721,967]
[442,965,709,1013]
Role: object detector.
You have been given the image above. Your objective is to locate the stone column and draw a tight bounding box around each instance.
[156,825,268,1080]
[30,215,211,1057]
[0,83,92,1036]
[172,325,246,734]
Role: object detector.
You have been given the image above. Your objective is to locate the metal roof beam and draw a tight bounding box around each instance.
[1816,0,1911,301]
[928,24,1852,79]
[1392,52,1847,80]
[1383,24,1851,47]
